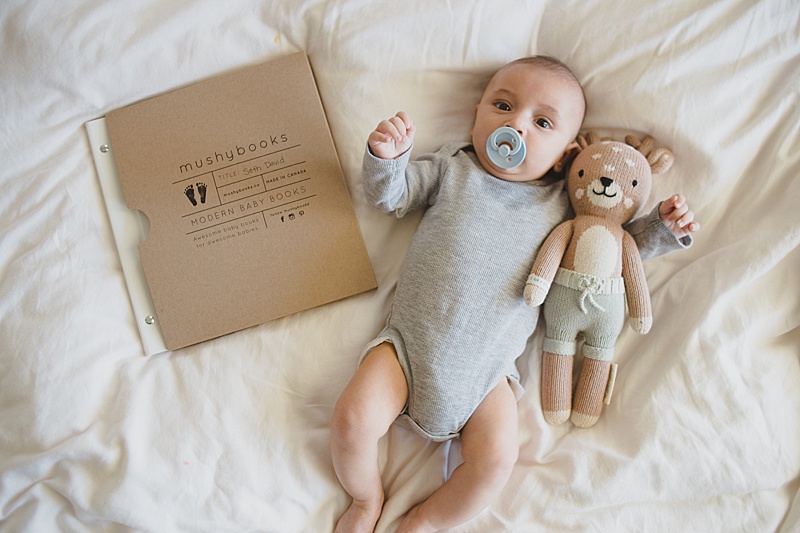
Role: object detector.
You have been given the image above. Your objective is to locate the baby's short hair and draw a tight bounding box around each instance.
[501,55,587,124]
[506,56,577,77]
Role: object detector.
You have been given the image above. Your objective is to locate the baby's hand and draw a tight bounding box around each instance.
[368,111,415,159]
[659,194,700,239]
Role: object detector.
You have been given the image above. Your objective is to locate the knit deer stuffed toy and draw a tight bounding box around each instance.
[524,132,674,427]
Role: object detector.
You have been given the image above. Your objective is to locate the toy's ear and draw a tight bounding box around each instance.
[625,134,675,175]
[647,147,674,175]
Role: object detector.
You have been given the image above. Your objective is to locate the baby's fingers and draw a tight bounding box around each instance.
[676,209,699,231]
[659,194,685,218]
[659,193,700,237]
[368,129,394,146]
[384,114,414,142]
[394,111,415,137]
[369,112,415,159]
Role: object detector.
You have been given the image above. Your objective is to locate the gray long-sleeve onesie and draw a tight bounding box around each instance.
[362,142,689,441]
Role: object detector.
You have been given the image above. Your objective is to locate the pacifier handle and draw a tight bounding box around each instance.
[486,126,526,169]
[491,128,522,155]
[498,143,513,157]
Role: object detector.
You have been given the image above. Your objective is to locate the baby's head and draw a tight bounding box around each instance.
[471,56,586,182]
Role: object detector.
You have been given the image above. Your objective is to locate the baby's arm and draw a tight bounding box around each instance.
[626,194,699,260]
[368,111,415,159]
[362,112,449,218]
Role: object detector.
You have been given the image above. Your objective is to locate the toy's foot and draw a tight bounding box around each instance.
[541,352,573,425]
[570,411,599,428]
[571,358,612,428]
[544,409,571,425]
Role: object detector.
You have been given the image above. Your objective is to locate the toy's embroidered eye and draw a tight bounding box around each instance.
[632,180,638,187]
[578,169,584,177]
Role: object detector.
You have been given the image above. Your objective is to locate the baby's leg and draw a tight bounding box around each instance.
[331,343,408,533]
[398,378,519,533]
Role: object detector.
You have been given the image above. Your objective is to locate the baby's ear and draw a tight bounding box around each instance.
[553,141,581,173]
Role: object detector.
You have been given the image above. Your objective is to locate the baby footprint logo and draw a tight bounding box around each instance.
[184,184,197,206]
[184,182,208,207]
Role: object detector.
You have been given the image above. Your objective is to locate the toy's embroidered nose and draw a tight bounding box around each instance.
[600,177,613,188]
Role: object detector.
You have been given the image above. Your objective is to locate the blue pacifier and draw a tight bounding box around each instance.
[486,126,526,169]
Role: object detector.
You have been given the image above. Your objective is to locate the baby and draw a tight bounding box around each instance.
[332,56,697,533]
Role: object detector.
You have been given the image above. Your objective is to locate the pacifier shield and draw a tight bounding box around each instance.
[486,126,526,169]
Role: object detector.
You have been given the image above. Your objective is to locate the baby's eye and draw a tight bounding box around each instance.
[494,101,511,111]
[535,118,552,129]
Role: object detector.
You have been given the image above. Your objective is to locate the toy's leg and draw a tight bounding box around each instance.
[570,358,611,428]
[541,352,573,424]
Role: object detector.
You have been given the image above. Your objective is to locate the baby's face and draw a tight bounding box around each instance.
[471,63,585,182]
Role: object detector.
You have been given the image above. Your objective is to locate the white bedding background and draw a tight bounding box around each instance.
[1,1,798,532]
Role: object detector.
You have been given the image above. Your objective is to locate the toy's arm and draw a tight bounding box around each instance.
[524,220,574,306]
[622,231,652,334]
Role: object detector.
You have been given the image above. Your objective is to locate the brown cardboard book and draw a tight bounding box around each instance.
[89,53,376,353]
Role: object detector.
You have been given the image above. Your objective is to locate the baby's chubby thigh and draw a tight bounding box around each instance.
[458,378,520,489]
[333,342,409,442]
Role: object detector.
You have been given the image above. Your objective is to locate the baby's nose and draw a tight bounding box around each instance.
[505,118,526,135]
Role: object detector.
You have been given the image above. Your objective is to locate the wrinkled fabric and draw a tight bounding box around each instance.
[1,0,798,532]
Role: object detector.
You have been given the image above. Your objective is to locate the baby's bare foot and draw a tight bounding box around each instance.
[335,499,382,533]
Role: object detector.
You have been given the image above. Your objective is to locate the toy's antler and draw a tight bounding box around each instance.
[577,131,603,149]
[625,134,674,175]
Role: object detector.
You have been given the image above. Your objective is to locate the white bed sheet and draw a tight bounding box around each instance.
[1,0,798,531]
